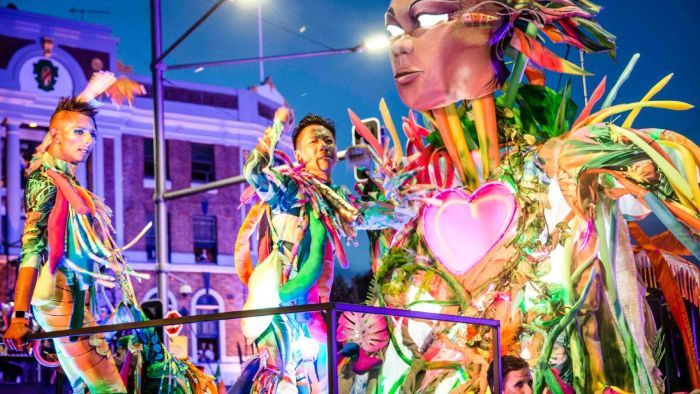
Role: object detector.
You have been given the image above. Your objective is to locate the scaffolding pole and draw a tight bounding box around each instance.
[150,0,169,314]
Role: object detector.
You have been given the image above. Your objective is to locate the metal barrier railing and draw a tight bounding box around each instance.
[26,302,502,393]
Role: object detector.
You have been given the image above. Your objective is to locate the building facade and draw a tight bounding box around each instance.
[0,6,291,383]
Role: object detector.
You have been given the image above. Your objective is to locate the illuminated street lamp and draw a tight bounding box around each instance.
[361,35,390,52]
[235,0,266,82]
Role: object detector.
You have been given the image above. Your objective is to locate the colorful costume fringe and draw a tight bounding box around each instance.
[234,120,358,392]
[22,152,216,393]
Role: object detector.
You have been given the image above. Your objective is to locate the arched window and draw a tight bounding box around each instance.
[141,288,178,312]
[191,289,224,365]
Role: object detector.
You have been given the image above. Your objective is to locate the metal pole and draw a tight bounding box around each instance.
[327,304,338,394]
[492,324,502,393]
[162,150,348,201]
[257,0,264,83]
[150,0,170,317]
[166,47,362,71]
[154,0,228,65]
[29,303,334,340]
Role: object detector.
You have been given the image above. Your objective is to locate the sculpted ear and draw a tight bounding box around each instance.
[294,149,302,163]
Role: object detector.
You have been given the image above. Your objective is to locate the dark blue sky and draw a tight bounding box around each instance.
[11,0,700,275]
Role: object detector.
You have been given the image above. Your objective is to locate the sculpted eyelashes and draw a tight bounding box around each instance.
[386,24,405,38]
[416,13,449,28]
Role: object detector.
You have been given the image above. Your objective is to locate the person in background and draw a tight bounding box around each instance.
[488,355,533,394]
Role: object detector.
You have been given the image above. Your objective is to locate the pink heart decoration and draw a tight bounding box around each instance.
[421,182,517,275]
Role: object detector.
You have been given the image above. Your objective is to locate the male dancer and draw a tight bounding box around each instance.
[235,108,359,392]
[3,97,127,393]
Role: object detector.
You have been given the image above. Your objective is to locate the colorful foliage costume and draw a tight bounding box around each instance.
[234,118,360,392]
[23,153,127,393]
[24,150,216,394]
[19,73,216,393]
[337,1,700,393]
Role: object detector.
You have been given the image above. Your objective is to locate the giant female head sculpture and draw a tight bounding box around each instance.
[386,0,508,110]
[385,0,616,111]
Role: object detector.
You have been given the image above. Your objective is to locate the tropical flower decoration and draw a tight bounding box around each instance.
[337,312,390,374]
[337,312,390,353]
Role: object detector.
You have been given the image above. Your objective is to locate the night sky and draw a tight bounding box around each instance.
[9,0,700,276]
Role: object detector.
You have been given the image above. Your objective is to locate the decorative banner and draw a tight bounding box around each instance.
[421,182,517,275]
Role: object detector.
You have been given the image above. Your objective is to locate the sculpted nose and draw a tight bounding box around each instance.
[391,36,414,56]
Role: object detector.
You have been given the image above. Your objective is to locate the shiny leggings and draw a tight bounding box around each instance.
[32,270,126,394]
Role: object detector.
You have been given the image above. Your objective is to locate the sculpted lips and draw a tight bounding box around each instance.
[394,69,423,84]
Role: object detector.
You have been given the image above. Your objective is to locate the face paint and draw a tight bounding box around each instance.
[49,111,97,164]
[386,0,505,110]
[294,125,337,181]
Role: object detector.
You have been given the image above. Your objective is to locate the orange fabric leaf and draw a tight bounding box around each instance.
[629,222,700,387]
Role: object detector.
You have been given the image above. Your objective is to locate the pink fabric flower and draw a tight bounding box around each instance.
[337,312,389,353]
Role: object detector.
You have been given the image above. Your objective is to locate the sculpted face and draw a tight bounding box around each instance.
[386,0,504,110]
[48,111,96,164]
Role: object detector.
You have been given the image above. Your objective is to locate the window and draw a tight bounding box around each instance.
[258,103,276,120]
[143,288,178,311]
[145,212,170,262]
[145,212,156,261]
[194,293,220,363]
[191,143,214,183]
[144,137,169,179]
[193,216,217,264]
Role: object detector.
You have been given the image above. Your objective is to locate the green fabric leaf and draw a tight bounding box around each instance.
[515,84,579,140]
[426,131,445,149]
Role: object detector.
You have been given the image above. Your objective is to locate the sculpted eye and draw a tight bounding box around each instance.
[417,13,448,28]
[386,24,405,38]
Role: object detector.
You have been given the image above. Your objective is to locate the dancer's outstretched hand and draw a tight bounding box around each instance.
[3,318,31,351]
[274,107,294,129]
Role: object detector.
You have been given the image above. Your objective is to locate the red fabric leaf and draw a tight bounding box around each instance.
[47,190,68,274]
[573,76,606,127]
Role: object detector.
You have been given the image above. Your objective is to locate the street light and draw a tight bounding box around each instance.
[235,0,265,82]
[362,35,390,52]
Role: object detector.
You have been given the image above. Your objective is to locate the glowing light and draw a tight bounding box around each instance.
[194,67,205,73]
[236,0,263,7]
[421,183,517,275]
[362,35,390,52]
[240,259,281,340]
[293,336,320,362]
[28,122,38,128]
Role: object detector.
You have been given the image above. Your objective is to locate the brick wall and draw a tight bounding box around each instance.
[124,137,242,258]
[122,135,151,250]
[103,137,115,209]
[122,135,248,359]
